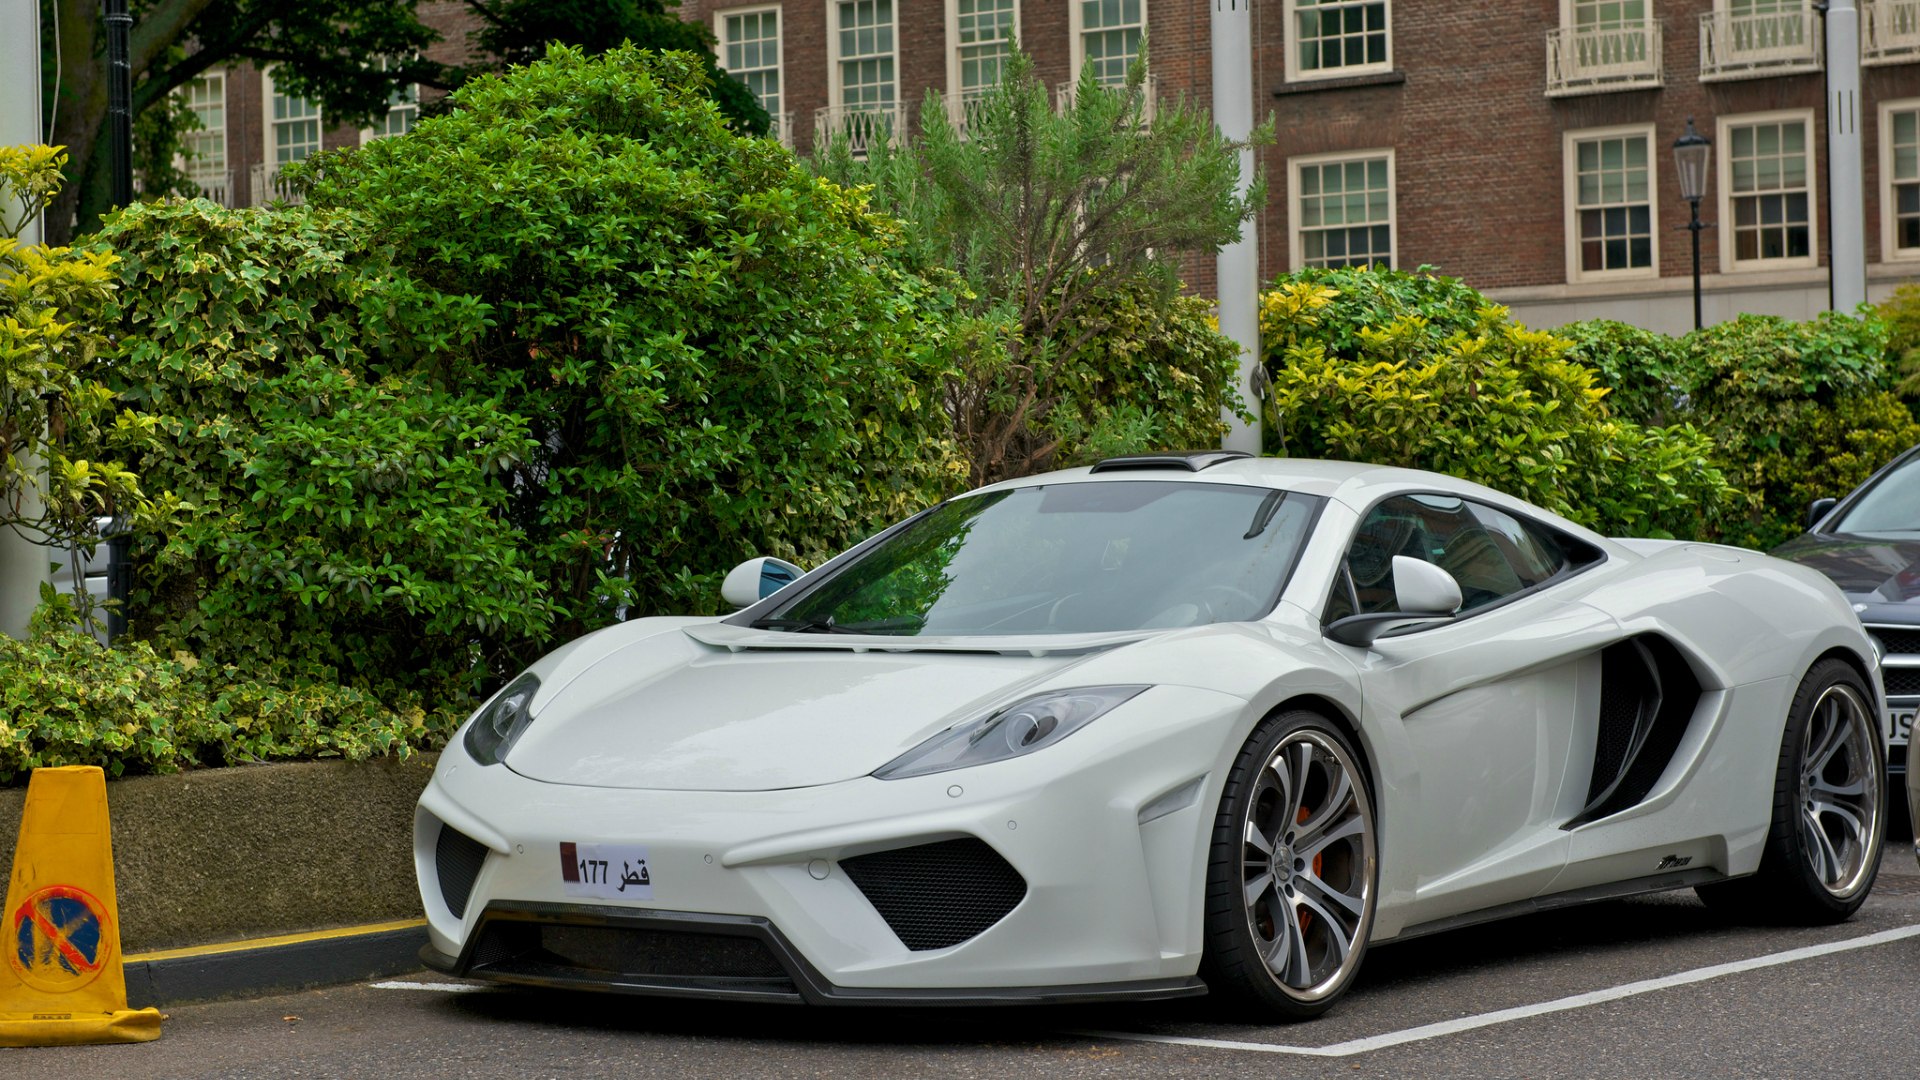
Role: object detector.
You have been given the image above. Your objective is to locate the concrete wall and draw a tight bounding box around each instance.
[0,757,436,951]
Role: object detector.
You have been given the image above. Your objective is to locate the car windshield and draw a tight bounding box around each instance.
[1832,454,1920,536]
[751,481,1319,636]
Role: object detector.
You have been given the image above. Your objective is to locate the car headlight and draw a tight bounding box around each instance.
[873,685,1149,780]
[463,673,541,766]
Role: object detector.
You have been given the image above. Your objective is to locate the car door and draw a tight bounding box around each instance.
[1334,494,1622,930]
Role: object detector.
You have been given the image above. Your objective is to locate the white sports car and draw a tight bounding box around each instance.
[415,453,1888,1019]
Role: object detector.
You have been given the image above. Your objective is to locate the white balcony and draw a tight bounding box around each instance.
[248,162,306,207]
[1053,73,1158,123]
[812,104,905,157]
[188,170,235,208]
[1864,0,1920,65]
[935,91,997,139]
[768,110,795,149]
[1545,22,1664,96]
[1700,2,1823,81]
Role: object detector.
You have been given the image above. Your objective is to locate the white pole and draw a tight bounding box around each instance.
[1212,0,1262,454]
[0,0,52,639]
[1827,0,1868,312]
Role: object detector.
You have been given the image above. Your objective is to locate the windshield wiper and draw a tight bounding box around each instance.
[747,616,852,633]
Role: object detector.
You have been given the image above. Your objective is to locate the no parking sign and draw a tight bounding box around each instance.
[10,884,114,994]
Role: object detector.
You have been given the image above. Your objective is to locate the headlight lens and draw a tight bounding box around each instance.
[873,685,1149,780]
[463,673,541,766]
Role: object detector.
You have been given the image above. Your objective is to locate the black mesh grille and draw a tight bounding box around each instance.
[1866,626,1920,657]
[839,838,1027,951]
[1586,651,1645,806]
[1883,667,1920,698]
[467,920,791,983]
[435,824,489,920]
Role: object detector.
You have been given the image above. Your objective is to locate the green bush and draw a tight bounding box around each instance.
[1265,303,1731,540]
[300,45,962,638]
[1259,265,1494,368]
[0,618,459,784]
[1875,283,1920,405]
[88,201,546,704]
[1556,318,1685,427]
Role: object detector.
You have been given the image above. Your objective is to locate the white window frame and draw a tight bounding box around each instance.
[358,58,420,145]
[1562,0,1652,26]
[716,4,785,119]
[261,65,324,167]
[1717,108,1819,272]
[176,69,228,179]
[1562,123,1661,284]
[1288,148,1397,271]
[946,0,1021,101]
[825,0,899,112]
[1068,0,1149,87]
[1880,97,1920,263]
[1284,0,1394,84]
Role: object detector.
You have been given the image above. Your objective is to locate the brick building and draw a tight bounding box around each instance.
[177,2,1920,333]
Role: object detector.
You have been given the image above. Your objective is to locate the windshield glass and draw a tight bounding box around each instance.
[1832,454,1920,536]
[752,481,1319,636]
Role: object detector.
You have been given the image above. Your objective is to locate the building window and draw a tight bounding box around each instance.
[266,69,323,165]
[1287,0,1391,81]
[1565,126,1657,280]
[1073,0,1146,87]
[952,0,1018,99]
[1574,0,1647,30]
[1719,111,1815,269]
[1291,152,1394,269]
[179,72,226,180]
[365,58,418,142]
[1883,100,1920,260]
[833,0,896,111]
[719,5,783,137]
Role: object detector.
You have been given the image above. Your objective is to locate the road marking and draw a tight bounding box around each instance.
[371,980,491,993]
[1073,923,1920,1058]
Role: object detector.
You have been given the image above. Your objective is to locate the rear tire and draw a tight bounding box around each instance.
[1696,658,1885,924]
[1199,710,1377,1020]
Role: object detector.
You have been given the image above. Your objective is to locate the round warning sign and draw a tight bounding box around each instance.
[10,884,114,993]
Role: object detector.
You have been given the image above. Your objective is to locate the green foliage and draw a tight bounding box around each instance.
[86,199,547,703]
[298,45,961,640]
[1556,318,1685,427]
[469,0,771,135]
[1876,284,1920,404]
[1738,391,1920,549]
[0,146,157,590]
[1259,265,1493,366]
[815,48,1263,484]
[0,620,458,785]
[1263,270,1733,540]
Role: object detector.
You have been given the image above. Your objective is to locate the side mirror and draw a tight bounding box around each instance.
[1806,497,1837,530]
[1323,557,1464,648]
[721,556,805,610]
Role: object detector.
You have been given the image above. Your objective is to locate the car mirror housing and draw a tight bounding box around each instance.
[1805,497,1837,530]
[1322,558,1463,648]
[721,556,805,610]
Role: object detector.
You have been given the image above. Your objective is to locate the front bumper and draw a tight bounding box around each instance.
[414,684,1247,997]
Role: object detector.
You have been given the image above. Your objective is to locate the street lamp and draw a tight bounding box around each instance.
[1673,117,1712,331]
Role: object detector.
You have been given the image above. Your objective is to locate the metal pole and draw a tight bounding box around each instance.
[1211,0,1261,454]
[0,0,51,640]
[1689,199,1703,331]
[1825,0,1868,312]
[104,0,133,208]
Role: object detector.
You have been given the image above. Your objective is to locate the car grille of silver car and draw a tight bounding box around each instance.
[839,838,1028,951]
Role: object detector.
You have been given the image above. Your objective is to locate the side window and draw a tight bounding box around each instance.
[1344,495,1571,616]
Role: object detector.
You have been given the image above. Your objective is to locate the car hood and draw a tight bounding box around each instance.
[1770,533,1920,622]
[503,624,1117,791]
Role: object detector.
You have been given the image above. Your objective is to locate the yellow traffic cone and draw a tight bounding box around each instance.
[0,766,161,1045]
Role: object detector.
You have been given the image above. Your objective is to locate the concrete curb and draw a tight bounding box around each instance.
[122,920,430,1007]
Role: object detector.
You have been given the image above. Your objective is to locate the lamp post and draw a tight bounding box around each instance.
[1673,117,1712,331]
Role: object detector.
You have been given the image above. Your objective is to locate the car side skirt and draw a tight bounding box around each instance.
[1387,867,1728,943]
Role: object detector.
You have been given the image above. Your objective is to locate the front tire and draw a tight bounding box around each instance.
[1199,710,1378,1020]
[1697,658,1885,923]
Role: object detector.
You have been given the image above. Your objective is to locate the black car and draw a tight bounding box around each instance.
[1772,444,1920,802]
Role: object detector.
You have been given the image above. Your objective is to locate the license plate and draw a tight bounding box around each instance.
[559,841,653,901]
[1886,703,1915,748]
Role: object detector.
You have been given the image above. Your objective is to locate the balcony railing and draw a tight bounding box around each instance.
[1053,74,1159,123]
[1545,22,1664,96]
[812,104,905,157]
[768,110,795,149]
[188,170,235,208]
[936,91,997,139]
[1864,0,1920,65]
[1700,2,1823,81]
[247,163,306,207]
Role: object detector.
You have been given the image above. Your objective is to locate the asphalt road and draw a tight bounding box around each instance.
[23,853,1920,1079]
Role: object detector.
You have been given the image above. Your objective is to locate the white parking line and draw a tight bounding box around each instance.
[1073,923,1920,1058]
[371,980,492,993]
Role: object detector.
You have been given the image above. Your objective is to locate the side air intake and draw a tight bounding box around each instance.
[839,838,1027,951]
[435,823,490,919]
[1568,635,1703,828]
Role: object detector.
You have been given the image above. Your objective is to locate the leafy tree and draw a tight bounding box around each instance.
[298,45,959,644]
[814,50,1265,485]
